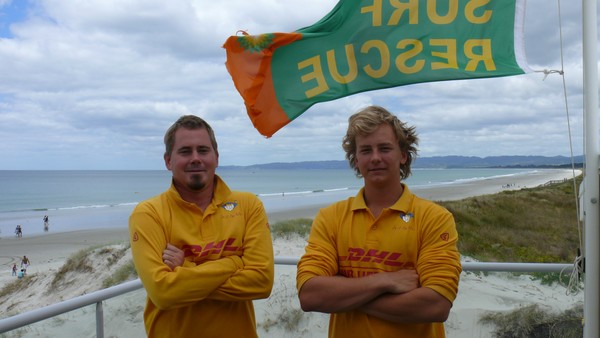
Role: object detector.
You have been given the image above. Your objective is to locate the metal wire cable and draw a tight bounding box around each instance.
[554,0,584,295]
[530,0,584,295]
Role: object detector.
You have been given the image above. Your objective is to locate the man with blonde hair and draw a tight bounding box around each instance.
[297,105,461,337]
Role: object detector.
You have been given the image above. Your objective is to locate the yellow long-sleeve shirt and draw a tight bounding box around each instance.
[129,176,274,337]
[297,185,461,338]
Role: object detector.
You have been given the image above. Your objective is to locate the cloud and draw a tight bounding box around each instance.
[0,0,593,169]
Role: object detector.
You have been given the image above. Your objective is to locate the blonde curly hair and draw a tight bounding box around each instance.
[342,106,418,180]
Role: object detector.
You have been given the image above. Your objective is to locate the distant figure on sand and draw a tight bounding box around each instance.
[17,269,24,279]
[129,115,274,337]
[12,264,17,276]
[15,225,22,238]
[43,215,49,232]
[21,255,30,269]
[296,106,462,337]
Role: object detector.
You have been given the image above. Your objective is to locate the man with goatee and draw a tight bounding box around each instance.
[129,115,274,337]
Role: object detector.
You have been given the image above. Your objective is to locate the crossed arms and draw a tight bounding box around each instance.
[298,271,452,323]
[129,199,274,310]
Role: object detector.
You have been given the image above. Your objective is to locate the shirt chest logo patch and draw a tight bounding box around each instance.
[222,201,238,211]
[400,212,414,223]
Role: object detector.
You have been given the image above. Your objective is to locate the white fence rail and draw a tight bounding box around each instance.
[0,257,576,337]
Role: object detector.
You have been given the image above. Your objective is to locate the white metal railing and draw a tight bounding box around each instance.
[0,257,577,337]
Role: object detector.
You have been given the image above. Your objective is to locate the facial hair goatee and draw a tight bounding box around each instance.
[187,174,206,191]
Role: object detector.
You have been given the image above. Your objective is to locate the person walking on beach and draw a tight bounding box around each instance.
[15,224,22,238]
[43,215,49,232]
[296,106,462,337]
[12,264,17,276]
[129,115,274,338]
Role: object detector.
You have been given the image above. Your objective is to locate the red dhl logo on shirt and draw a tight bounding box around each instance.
[340,269,378,278]
[182,238,240,261]
[339,247,415,268]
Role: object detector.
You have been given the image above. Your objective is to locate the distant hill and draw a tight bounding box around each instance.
[412,155,584,169]
[221,155,584,170]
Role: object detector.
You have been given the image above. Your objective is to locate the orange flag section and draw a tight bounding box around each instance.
[223,32,302,138]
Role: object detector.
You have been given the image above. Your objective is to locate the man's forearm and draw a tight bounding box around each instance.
[360,287,452,323]
[140,256,242,310]
[298,275,390,313]
[207,264,273,301]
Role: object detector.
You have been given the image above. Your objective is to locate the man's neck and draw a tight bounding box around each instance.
[363,182,404,217]
[174,183,214,212]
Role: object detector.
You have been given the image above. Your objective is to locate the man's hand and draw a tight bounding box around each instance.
[163,243,185,270]
[374,269,420,294]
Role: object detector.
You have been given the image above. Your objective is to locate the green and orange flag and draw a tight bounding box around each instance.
[223,0,530,137]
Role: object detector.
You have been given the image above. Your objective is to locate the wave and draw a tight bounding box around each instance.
[56,202,139,211]
[257,187,354,198]
[1,202,140,214]
[410,170,539,188]
[453,170,539,183]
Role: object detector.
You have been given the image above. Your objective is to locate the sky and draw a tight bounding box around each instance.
[0,0,595,170]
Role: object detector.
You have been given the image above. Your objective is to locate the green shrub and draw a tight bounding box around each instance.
[271,218,313,239]
[0,274,38,300]
[102,260,137,288]
[50,247,96,289]
[480,304,583,338]
[440,178,581,264]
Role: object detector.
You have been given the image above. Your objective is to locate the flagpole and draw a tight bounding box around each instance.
[582,0,599,336]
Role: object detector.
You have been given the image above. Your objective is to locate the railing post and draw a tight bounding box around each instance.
[96,301,104,338]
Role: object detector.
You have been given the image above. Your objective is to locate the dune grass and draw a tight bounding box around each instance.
[0,274,37,301]
[50,247,97,289]
[479,304,583,338]
[50,243,135,291]
[270,218,313,239]
[102,260,137,288]
[439,177,581,265]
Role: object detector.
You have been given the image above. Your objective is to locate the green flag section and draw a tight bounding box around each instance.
[223,0,530,137]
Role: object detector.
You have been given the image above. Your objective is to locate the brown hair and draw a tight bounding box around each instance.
[342,105,418,179]
[164,115,218,156]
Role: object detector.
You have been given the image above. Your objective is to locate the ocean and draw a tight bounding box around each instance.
[0,168,535,237]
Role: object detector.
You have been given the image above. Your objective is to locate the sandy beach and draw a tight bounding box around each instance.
[0,169,583,337]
